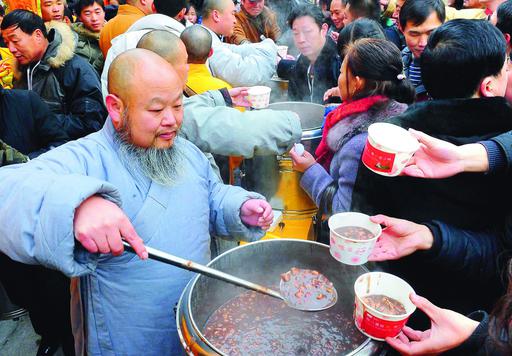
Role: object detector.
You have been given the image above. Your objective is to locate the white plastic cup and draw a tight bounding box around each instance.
[354,272,416,340]
[277,45,288,58]
[328,212,382,265]
[362,123,420,177]
[246,86,272,109]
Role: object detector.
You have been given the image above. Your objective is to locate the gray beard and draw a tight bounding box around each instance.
[114,119,183,186]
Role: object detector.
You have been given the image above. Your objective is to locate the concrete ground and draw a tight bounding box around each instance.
[0,314,64,356]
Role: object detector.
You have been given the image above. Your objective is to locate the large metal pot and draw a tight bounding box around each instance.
[176,239,383,355]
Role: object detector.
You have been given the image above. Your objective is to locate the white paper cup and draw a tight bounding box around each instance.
[246,86,271,109]
[277,45,288,58]
[328,212,381,265]
[362,123,420,177]
[354,272,416,340]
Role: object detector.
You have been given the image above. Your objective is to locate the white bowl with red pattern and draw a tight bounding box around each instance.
[362,123,420,177]
[354,272,416,341]
[247,86,271,109]
[328,212,381,265]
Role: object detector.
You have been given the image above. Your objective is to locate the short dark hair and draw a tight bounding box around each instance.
[346,0,380,21]
[421,19,506,99]
[288,3,325,29]
[76,0,105,15]
[0,9,47,38]
[153,0,187,17]
[399,0,445,30]
[496,0,512,36]
[337,18,385,59]
[345,38,415,103]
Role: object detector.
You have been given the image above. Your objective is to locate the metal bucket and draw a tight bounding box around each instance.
[176,239,382,355]
[241,102,325,240]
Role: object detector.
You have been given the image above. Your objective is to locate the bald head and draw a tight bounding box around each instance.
[137,29,189,85]
[137,30,184,67]
[107,48,176,101]
[202,0,231,19]
[180,25,212,64]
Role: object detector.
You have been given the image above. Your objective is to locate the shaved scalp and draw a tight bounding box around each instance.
[137,30,183,67]
[107,48,175,100]
[180,25,212,64]
[202,0,231,19]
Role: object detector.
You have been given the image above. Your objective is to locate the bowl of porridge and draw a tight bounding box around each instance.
[354,272,416,340]
[328,212,382,265]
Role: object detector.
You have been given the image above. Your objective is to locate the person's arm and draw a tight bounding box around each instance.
[369,214,510,282]
[228,18,251,45]
[182,90,302,157]
[59,58,107,139]
[293,133,367,212]
[209,39,277,87]
[402,129,492,178]
[202,146,271,242]
[267,12,281,42]
[29,91,69,158]
[0,143,124,276]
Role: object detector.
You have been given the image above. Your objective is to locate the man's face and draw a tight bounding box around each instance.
[392,0,405,24]
[217,0,237,36]
[123,73,184,150]
[403,12,443,59]
[292,16,327,61]
[342,3,355,26]
[2,26,46,65]
[242,0,264,17]
[330,0,345,30]
[80,2,105,32]
[41,0,65,22]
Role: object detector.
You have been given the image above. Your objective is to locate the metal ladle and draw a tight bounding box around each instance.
[122,242,337,311]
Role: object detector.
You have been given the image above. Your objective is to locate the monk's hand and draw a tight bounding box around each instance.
[74,196,148,259]
[386,293,479,356]
[289,148,316,172]
[240,199,273,230]
[368,215,433,262]
[228,87,251,107]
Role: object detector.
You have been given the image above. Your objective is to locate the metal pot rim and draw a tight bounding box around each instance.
[179,239,373,356]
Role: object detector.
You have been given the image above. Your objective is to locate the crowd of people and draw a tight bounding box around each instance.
[0,0,511,355]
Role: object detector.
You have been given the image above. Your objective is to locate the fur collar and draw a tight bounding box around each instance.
[72,22,101,41]
[327,100,408,151]
[44,21,76,68]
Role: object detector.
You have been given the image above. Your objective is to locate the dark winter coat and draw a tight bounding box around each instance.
[350,97,512,326]
[72,22,104,74]
[277,38,340,104]
[0,88,68,158]
[14,21,106,140]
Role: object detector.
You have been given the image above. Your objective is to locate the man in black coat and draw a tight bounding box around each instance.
[0,87,73,356]
[0,88,68,157]
[277,3,340,104]
[1,9,107,140]
[350,20,512,326]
